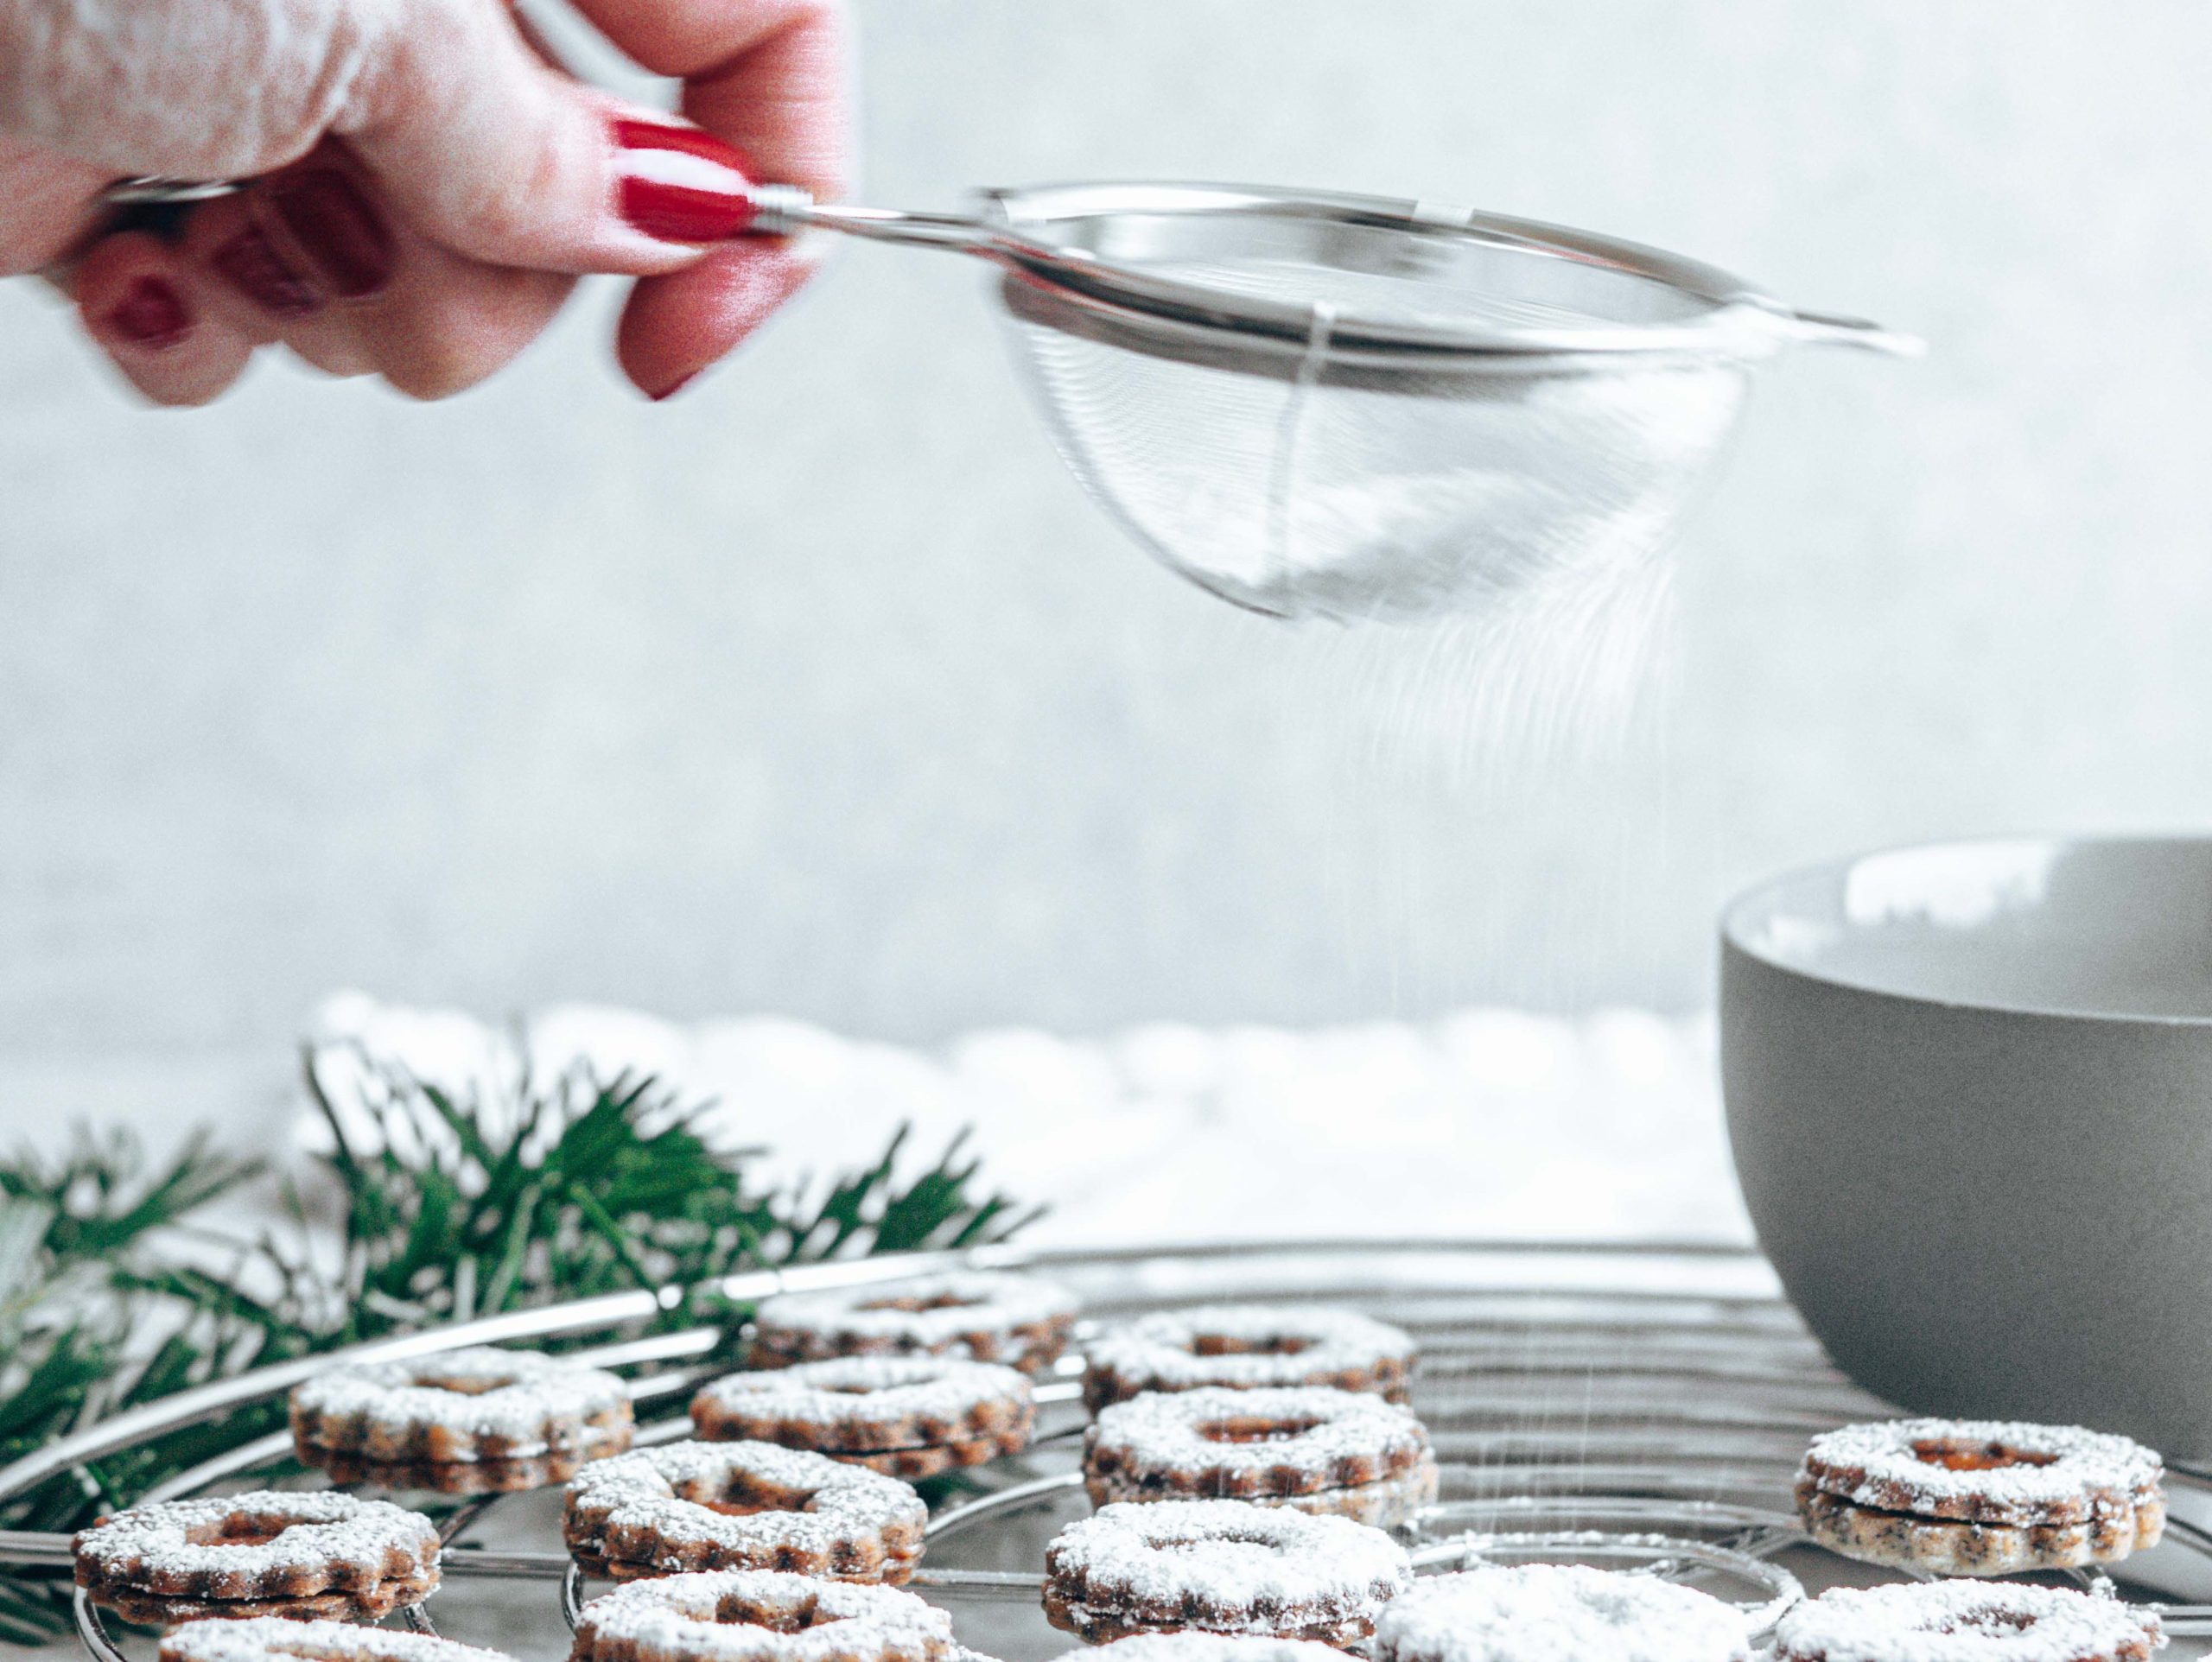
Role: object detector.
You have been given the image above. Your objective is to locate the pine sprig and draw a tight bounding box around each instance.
[0,1054,1041,1640]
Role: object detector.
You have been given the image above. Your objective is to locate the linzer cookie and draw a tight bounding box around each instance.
[1372,1566,1753,1662]
[1774,1582,2164,1662]
[1796,1418,2165,1576]
[691,1356,1033,1478]
[747,1272,1077,1375]
[1084,1386,1437,1528]
[290,1347,633,1494]
[1083,1306,1416,1412]
[310,1447,613,1498]
[1041,1499,1410,1645]
[73,1490,440,1625]
[569,1569,956,1662]
[161,1620,510,1662]
[564,1441,926,1585]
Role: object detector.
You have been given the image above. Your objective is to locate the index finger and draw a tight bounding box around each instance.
[564,0,850,195]
[573,0,850,397]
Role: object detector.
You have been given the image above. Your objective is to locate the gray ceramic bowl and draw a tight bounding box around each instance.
[1722,835,2212,1456]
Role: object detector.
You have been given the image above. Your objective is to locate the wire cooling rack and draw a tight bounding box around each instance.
[6,1240,2212,1662]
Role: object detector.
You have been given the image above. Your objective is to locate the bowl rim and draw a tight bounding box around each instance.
[1719,831,2212,1029]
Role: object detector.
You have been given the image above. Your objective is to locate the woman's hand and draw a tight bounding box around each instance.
[0,0,847,403]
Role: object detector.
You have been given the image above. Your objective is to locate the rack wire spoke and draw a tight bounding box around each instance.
[9,1242,2205,1660]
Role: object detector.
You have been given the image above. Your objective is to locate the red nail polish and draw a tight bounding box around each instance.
[267,169,395,299]
[613,118,758,244]
[107,276,191,349]
[649,371,697,403]
[211,226,320,316]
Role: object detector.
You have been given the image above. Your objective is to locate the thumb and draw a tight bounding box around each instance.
[335,0,756,276]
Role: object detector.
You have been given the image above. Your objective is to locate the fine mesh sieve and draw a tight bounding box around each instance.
[109,174,1916,623]
[764,181,1919,624]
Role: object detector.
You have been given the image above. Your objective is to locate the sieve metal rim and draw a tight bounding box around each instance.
[975,180,1842,374]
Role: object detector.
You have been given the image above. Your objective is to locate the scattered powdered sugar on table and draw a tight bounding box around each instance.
[159,1617,508,1662]
[77,1491,436,1580]
[1772,1583,2164,1662]
[1372,1565,1753,1662]
[291,1347,627,1450]
[573,1570,952,1662]
[1089,1386,1425,1479]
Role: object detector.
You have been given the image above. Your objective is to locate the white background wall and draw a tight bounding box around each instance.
[5,3,2212,1126]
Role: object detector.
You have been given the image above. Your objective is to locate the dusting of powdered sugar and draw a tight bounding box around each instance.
[291,1348,628,1451]
[158,1617,507,1662]
[1802,1421,2163,1513]
[1058,1640,1351,1662]
[1048,1500,1409,1616]
[693,1357,1031,1432]
[573,1569,953,1662]
[1772,1583,2164,1662]
[1373,1565,1753,1662]
[1084,1306,1413,1389]
[75,1491,437,1581]
[1088,1386,1427,1480]
[753,1273,1078,1348]
[568,1441,924,1552]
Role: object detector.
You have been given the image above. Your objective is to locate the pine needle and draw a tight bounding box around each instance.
[0,1052,1040,1633]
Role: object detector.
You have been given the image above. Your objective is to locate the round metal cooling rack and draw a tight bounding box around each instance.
[7,1240,2212,1662]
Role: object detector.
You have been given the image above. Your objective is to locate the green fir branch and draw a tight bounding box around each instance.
[0,1050,1040,1639]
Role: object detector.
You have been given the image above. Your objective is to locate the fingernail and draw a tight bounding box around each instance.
[210,226,320,316]
[648,371,697,403]
[266,169,395,299]
[613,117,758,244]
[107,276,192,350]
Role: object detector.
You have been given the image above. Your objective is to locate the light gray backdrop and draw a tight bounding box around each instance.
[5,3,2211,1126]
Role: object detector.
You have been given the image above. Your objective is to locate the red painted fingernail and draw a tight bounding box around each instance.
[107,276,192,349]
[613,118,758,244]
[649,371,697,403]
[267,169,395,299]
[211,226,320,316]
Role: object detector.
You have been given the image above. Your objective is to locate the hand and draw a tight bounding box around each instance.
[0,0,847,403]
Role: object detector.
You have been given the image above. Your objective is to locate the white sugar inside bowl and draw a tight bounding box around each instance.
[1721,835,2212,1455]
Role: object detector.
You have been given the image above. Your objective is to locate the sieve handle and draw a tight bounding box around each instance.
[738,187,993,251]
[96,175,993,256]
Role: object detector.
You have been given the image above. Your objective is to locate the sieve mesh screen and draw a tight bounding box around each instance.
[1002,303,1751,623]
